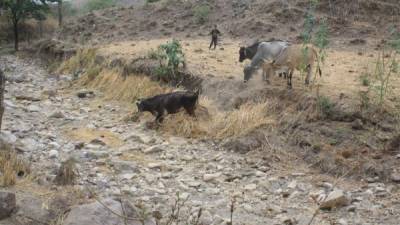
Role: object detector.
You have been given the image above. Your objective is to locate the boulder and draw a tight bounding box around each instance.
[320,189,350,210]
[0,192,16,220]
[63,198,154,225]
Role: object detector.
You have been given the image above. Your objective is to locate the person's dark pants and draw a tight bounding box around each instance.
[209,36,217,49]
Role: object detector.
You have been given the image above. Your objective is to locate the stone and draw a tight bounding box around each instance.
[320,189,349,210]
[337,218,348,225]
[244,183,257,191]
[49,149,59,159]
[0,131,17,146]
[243,204,253,212]
[287,180,297,189]
[77,90,95,98]
[120,173,136,180]
[203,173,221,182]
[16,196,52,223]
[15,94,41,101]
[86,150,109,159]
[0,192,16,220]
[49,142,61,149]
[48,111,65,119]
[148,162,163,169]
[321,182,333,190]
[90,138,107,146]
[310,190,326,203]
[351,119,364,130]
[390,172,400,183]
[27,104,41,112]
[63,198,154,225]
[143,145,164,154]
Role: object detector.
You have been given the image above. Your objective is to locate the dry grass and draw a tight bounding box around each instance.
[54,158,77,186]
[58,48,98,74]
[84,69,170,102]
[159,97,275,139]
[0,146,30,187]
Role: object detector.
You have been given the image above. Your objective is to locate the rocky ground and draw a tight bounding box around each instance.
[0,55,399,225]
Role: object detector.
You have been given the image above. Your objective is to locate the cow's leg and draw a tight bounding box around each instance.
[184,106,196,118]
[155,110,165,124]
[305,64,312,85]
[264,67,272,84]
[287,70,293,89]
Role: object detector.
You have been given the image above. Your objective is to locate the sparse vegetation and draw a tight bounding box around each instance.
[317,95,334,117]
[360,29,400,111]
[360,73,370,86]
[301,0,329,83]
[193,4,210,24]
[84,0,116,12]
[54,158,77,186]
[0,145,30,187]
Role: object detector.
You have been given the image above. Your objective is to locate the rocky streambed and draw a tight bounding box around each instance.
[0,55,399,225]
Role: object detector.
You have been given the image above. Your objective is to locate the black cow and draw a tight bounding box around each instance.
[136,90,199,124]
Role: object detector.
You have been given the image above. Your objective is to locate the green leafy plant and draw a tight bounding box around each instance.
[150,39,185,83]
[193,4,210,24]
[300,0,329,82]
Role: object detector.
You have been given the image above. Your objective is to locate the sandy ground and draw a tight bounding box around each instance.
[97,37,400,103]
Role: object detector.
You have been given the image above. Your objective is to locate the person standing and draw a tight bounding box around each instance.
[209,25,221,50]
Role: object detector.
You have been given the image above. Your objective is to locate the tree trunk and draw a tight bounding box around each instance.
[0,69,5,130]
[13,20,19,51]
[58,0,63,27]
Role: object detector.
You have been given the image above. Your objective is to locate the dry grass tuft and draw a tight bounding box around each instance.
[54,158,77,186]
[83,69,169,102]
[159,97,275,139]
[58,48,98,74]
[0,146,30,187]
[210,102,273,139]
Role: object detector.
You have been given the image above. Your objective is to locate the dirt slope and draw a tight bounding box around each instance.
[57,0,400,46]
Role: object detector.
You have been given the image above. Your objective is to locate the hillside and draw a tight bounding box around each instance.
[57,0,400,46]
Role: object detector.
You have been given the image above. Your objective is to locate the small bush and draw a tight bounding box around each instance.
[193,4,210,24]
[360,73,370,86]
[317,95,334,116]
[0,147,30,187]
[146,0,160,3]
[150,39,185,82]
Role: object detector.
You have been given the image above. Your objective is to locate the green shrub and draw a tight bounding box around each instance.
[146,0,160,3]
[84,0,116,12]
[193,4,210,24]
[360,73,370,86]
[317,95,334,116]
[150,39,185,82]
